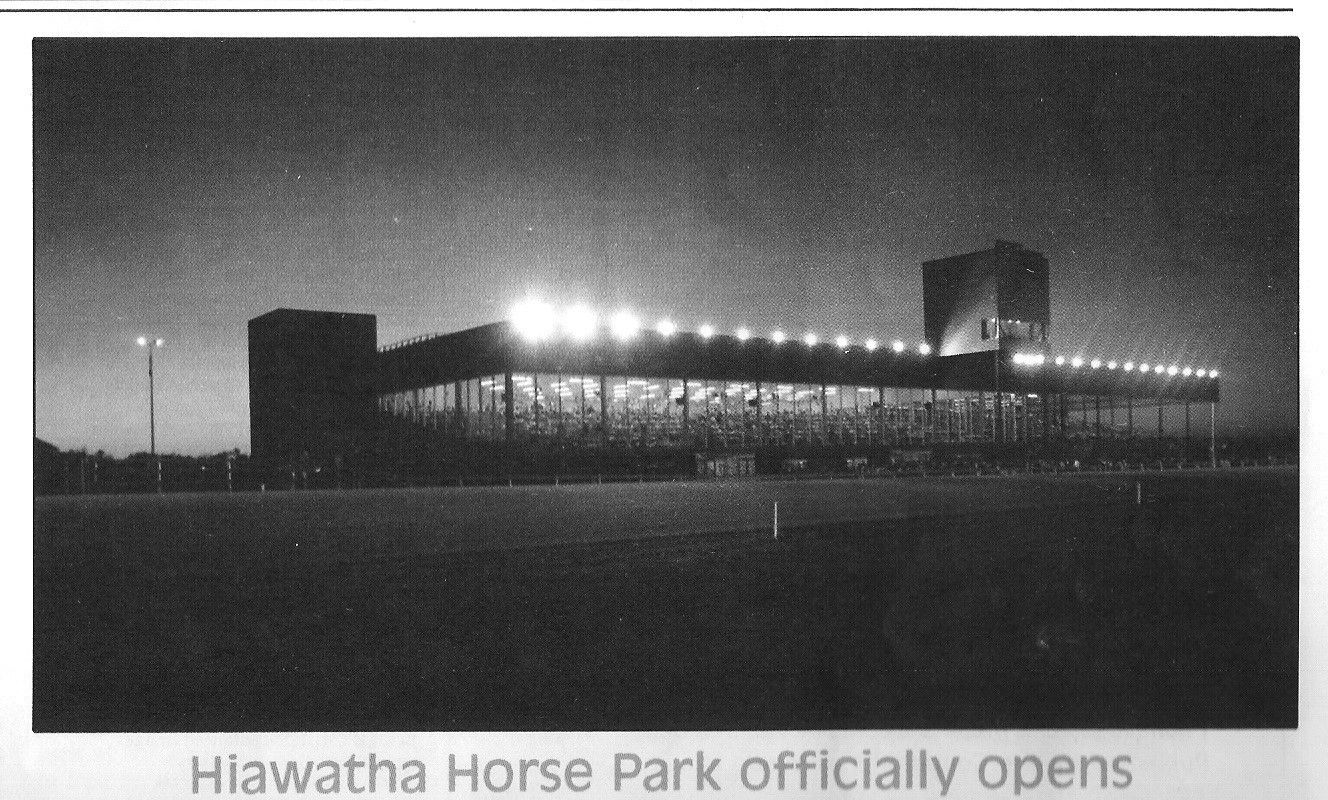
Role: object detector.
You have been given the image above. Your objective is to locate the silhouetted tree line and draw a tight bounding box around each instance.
[34,438,253,495]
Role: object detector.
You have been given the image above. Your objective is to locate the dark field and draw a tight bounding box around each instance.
[34,468,1297,731]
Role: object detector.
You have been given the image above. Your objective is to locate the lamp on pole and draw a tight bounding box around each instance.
[137,336,164,492]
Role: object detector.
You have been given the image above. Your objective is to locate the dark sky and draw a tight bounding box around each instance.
[34,37,1298,456]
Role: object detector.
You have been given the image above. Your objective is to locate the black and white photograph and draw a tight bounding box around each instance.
[32,33,1299,739]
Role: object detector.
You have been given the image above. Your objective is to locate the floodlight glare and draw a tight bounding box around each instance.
[655,319,677,338]
[562,304,598,341]
[511,299,557,342]
[1013,353,1025,365]
[1070,357,1083,368]
[1139,363,1149,373]
[891,340,905,353]
[1090,359,1101,369]
[736,327,752,341]
[136,336,147,346]
[1107,361,1117,370]
[771,330,786,344]
[864,338,879,351]
[1209,370,1219,379]
[835,335,850,349]
[1154,364,1165,374]
[609,311,641,341]
[1167,365,1178,376]
[1182,367,1192,377]
[1054,356,1065,366]
[698,324,716,339]
[1195,369,1206,378]
[918,343,932,356]
[1124,361,1134,371]
[803,332,818,347]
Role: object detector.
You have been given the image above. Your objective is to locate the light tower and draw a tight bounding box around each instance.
[137,336,164,492]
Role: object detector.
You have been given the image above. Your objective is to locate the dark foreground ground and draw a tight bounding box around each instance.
[34,468,1297,731]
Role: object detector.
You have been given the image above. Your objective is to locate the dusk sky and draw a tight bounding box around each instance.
[34,37,1298,456]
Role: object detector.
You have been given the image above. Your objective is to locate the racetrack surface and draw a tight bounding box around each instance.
[34,468,1297,731]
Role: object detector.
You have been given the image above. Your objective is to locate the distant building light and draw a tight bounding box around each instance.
[736,327,752,341]
[655,319,678,338]
[835,335,850,349]
[1124,361,1134,371]
[1196,369,1207,378]
[1182,367,1193,377]
[1054,355,1066,366]
[698,324,716,339]
[803,332,819,347]
[1209,370,1219,379]
[1167,365,1179,376]
[1153,364,1165,374]
[610,311,641,341]
[891,340,905,353]
[1070,357,1083,368]
[1090,359,1101,369]
[1107,361,1117,370]
[1139,363,1150,373]
[864,338,879,351]
[771,330,786,344]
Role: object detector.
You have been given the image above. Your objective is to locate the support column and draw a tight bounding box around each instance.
[1095,396,1101,440]
[503,373,514,441]
[682,377,690,439]
[993,392,1004,444]
[600,375,609,441]
[1209,402,1217,467]
[1184,401,1191,462]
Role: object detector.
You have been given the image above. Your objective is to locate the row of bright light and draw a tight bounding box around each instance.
[510,300,933,355]
[1013,352,1218,379]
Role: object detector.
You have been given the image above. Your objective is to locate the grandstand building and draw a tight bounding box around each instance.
[248,241,1219,481]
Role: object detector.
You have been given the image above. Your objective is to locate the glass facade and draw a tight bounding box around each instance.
[378,373,1129,448]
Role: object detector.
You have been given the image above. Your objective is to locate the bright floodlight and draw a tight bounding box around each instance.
[1195,369,1206,378]
[835,335,849,349]
[891,340,905,353]
[655,319,677,338]
[609,311,641,341]
[1070,356,1083,368]
[771,330,786,344]
[511,299,557,342]
[918,343,932,356]
[1013,353,1025,365]
[1182,367,1193,377]
[1139,363,1149,373]
[1154,364,1165,374]
[698,323,716,339]
[864,338,879,351]
[1107,361,1117,370]
[562,304,597,341]
[1209,370,1219,379]
[1167,365,1179,376]
[736,327,752,341]
[1054,355,1065,366]
[1090,359,1101,369]
[136,336,147,346]
[1124,361,1134,371]
[803,332,819,347]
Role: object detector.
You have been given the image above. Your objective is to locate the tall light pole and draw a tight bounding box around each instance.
[137,336,164,492]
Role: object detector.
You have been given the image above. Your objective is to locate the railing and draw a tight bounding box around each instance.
[378,332,450,353]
